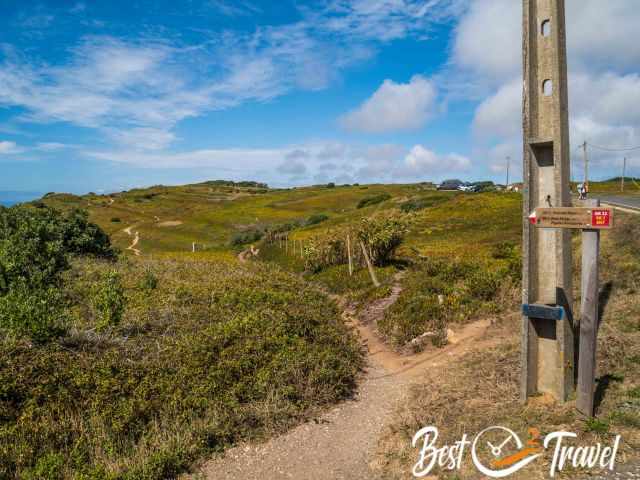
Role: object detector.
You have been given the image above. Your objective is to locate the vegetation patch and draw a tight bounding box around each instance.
[399,194,451,213]
[378,257,519,347]
[302,213,409,273]
[1,259,363,479]
[357,193,391,209]
[0,204,363,479]
[306,213,329,226]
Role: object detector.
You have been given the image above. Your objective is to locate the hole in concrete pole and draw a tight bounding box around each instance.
[541,19,551,37]
[543,79,553,96]
[532,142,554,167]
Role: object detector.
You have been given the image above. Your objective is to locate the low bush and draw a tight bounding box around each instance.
[0,205,115,341]
[301,213,409,272]
[357,193,391,209]
[399,195,450,213]
[92,270,126,330]
[0,284,68,342]
[306,213,329,226]
[139,269,159,290]
[379,258,512,347]
[230,228,263,246]
[357,212,410,266]
[0,259,363,479]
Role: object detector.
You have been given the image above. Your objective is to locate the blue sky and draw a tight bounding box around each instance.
[1,0,639,194]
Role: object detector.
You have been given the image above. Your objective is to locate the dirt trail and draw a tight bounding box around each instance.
[237,245,260,263]
[123,226,141,256]
[195,275,495,480]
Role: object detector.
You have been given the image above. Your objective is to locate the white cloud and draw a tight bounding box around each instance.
[452,0,521,83]
[208,1,261,17]
[83,140,469,185]
[457,0,640,180]
[318,0,465,42]
[87,147,285,170]
[355,144,406,178]
[566,1,640,72]
[340,75,437,133]
[70,3,86,14]
[107,128,177,151]
[1,1,464,154]
[473,80,521,139]
[402,145,471,174]
[35,142,69,151]
[0,141,22,154]
[277,149,310,176]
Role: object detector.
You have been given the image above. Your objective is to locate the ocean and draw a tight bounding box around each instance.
[0,191,42,207]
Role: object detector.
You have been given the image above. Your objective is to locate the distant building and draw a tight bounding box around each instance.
[506,183,523,192]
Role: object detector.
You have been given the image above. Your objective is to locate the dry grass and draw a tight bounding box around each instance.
[375,212,640,479]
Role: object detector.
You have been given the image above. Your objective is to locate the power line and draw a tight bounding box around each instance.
[587,142,640,152]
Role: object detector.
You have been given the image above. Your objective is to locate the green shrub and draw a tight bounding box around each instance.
[356,212,409,266]
[59,209,116,259]
[585,417,610,434]
[0,206,115,292]
[22,452,65,480]
[139,270,159,290]
[230,229,263,246]
[92,270,126,330]
[491,241,522,283]
[306,213,329,226]
[0,260,362,479]
[399,195,450,213]
[466,269,501,300]
[0,206,69,290]
[379,258,508,347]
[301,213,408,272]
[303,232,347,273]
[0,284,68,342]
[357,193,391,209]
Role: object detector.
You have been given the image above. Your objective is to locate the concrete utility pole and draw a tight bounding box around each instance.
[522,0,574,403]
[583,141,589,191]
[621,157,627,192]
[506,156,511,187]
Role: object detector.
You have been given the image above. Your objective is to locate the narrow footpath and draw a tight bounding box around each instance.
[194,274,496,480]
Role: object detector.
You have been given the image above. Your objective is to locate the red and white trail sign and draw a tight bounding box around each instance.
[529,207,613,229]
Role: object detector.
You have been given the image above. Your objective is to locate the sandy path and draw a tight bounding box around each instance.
[195,276,494,480]
[123,226,141,256]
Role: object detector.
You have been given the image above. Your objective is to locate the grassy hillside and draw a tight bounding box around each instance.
[1,256,363,479]
[41,183,428,256]
[15,181,526,478]
[40,182,521,260]
[41,182,524,350]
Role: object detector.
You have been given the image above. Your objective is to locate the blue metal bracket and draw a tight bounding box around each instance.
[522,304,565,321]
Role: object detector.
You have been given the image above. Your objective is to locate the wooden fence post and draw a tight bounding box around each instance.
[577,199,600,417]
[347,234,353,276]
[359,240,380,287]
